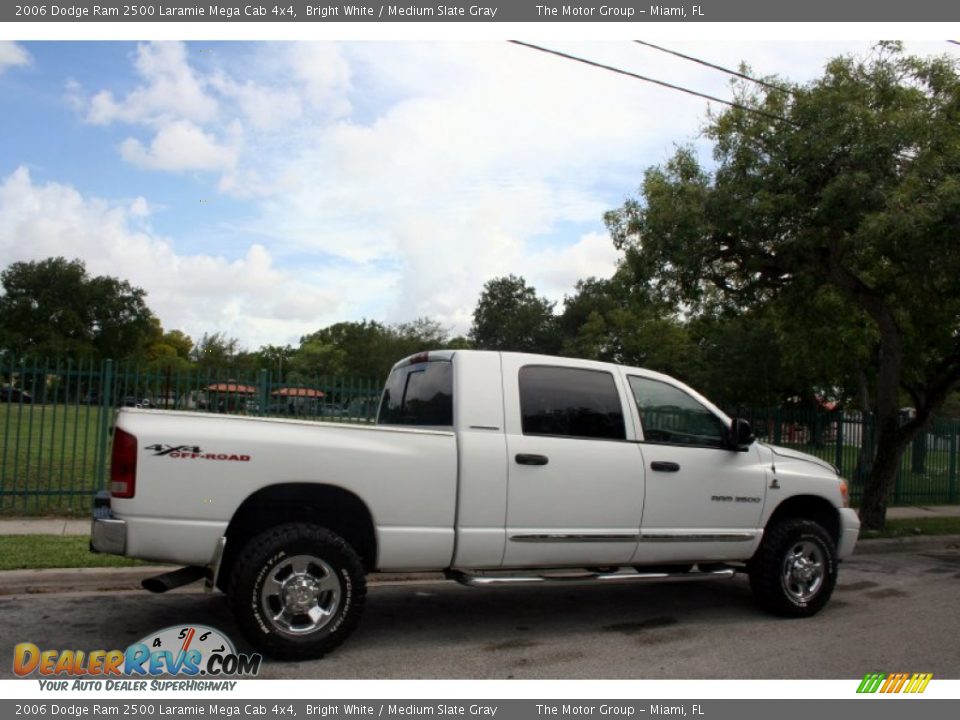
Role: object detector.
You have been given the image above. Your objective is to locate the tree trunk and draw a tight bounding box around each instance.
[911,431,928,474]
[854,369,874,484]
[858,415,907,530]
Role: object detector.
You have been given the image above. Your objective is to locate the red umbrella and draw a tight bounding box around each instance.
[205,382,257,394]
[272,387,326,398]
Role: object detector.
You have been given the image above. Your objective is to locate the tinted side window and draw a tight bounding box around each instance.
[628,376,726,448]
[378,361,453,427]
[519,366,626,441]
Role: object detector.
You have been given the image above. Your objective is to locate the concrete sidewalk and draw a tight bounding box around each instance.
[1,505,960,536]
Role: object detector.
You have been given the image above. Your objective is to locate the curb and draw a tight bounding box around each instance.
[1,535,957,596]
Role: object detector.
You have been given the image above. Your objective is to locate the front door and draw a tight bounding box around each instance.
[622,374,767,564]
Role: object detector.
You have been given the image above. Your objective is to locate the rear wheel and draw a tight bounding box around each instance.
[749,518,837,617]
[229,523,366,660]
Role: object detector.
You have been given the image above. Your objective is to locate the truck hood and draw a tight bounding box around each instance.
[759,443,838,475]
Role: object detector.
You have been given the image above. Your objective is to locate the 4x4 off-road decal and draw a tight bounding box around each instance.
[145,444,251,462]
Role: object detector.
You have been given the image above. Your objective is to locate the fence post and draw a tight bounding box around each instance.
[834,411,844,476]
[950,422,958,503]
[95,359,114,491]
[257,368,270,417]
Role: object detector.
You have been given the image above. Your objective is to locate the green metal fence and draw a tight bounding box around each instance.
[735,407,960,505]
[2,355,959,514]
[0,356,381,515]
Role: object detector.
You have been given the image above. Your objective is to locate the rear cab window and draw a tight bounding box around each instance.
[377,357,453,427]
[518,365,626,441]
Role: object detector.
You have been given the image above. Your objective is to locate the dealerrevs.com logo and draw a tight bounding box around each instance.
[14,625,261,691]
[857,672,933,694]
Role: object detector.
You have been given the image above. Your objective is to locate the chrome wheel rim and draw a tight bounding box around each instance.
[260,554,341,635]
[781,540,825,603]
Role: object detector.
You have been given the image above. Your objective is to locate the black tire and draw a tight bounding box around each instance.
[749,518,837,617]
[228,523,366,660]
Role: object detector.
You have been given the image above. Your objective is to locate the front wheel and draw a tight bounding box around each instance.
[749,519,837,617]
[229,523,366,660]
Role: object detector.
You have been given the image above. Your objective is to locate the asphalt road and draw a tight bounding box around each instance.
[2,541,959,680]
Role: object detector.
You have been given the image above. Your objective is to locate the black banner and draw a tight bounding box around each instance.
[2,700,960,720]
[3,0,958,23]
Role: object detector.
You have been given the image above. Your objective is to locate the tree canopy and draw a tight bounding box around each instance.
[604,43,960,528]
[469,275,560,353]
[0,257,160,360]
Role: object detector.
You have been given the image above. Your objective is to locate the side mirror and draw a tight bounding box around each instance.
[729,418,755,451]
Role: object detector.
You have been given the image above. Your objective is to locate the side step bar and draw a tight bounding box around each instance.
[142,566,208,593]
[446,567,736,588]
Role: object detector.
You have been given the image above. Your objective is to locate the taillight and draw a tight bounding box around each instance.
[110,428,137,498]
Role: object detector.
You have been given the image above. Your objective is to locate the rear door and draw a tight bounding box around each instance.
[501,357,645,568]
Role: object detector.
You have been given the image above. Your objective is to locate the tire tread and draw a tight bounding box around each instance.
[749,518,837,618]
[228,523,367,660]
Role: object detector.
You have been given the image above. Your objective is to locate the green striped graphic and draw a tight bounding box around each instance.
[857,672,886,693]
[857,672,932,694]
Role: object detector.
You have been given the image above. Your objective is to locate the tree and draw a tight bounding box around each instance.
[190,332,240,371]
[470,275,560,354]
[287,340,348,381]
[296,318,455,381]
[0,257,159,359]
[256,344,296,381]
[605,44,960,529]
[558,273,699,382]
[145,329,194,372]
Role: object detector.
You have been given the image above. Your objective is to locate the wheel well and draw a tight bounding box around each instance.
[216,483,377,591]
[765,495,840,545]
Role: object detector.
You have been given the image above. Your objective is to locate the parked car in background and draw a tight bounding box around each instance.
[0,386,32,404]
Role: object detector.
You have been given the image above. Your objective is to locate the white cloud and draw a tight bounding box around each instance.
[209,73,303,131]
[0,167,352,348]
[287,43,352,117]
[55,40,954,343]
[86,42,218,126]
[119,120,240,172]
[0,41,30,75]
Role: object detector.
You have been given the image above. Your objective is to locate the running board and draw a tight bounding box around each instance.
[446,567,735,588]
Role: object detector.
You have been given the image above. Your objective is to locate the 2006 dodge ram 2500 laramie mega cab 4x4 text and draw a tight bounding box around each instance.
[92,350,860,659]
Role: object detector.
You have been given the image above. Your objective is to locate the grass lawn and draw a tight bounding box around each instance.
[0,535,154,570]
[0,404,108,516]
[864,517,960,539]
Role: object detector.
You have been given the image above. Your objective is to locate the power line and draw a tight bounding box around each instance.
[508,40,798,127]
[632,39,797,96]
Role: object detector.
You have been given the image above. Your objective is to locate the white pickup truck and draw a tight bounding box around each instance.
[92,350,860,659]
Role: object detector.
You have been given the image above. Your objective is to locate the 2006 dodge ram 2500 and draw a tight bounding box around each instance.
[92,350,860,659]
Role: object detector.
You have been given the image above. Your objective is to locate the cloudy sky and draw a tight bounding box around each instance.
[0,39,952,349]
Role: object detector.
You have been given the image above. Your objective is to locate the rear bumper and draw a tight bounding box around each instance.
[837,507,860,559]
[91,516,127,555]
[91,496,127,557]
